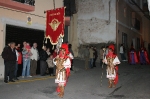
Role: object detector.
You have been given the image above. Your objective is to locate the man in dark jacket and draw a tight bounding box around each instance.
[68,44,74,71]
[2,42,16,83]
[93,46,98,67]
[40,46,48,76]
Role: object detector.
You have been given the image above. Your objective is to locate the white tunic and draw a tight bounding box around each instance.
[104,56,120,80]
[53,58,71,85]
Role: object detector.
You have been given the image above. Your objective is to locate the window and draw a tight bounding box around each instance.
[134,18,140,30]
[131,12,141,30]
[137,38,140,49]
[122,33,128,48]
[12,0,35,6]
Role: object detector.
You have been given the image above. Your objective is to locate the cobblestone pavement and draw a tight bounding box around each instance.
[0,59,150,99]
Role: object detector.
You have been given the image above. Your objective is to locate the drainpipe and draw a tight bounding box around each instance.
[116,0,119,55]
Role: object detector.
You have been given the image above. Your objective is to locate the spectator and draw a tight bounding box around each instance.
[46,54,55,76]
[30,43,39,76]
[83,46,90,70]
[14,48,19,80]
[100,47,104,66]
[68,44,74,71]
[40,46,48,76]
[1,42,11,63]
[16,43,22,65]
[46,48,51,57]
[119,44,126,61]
[93,46,98,67]
[22,43,32,78]
[2,42,16,83]
[53,49,58,58]
[89,46,94,68]
[105,46,109,56]
[23,41,27,48]
[53,49,58,76]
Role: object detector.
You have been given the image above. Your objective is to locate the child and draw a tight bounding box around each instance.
[25,43,31,59]
[46,54,55,76]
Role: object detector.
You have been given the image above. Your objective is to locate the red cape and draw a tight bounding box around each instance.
[138,50,150,64]
[128,51,138,64]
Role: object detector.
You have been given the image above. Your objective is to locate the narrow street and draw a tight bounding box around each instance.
[0,59,150,99]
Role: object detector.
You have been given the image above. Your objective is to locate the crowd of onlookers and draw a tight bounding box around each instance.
[83,46,98,69]
[1,41,74,83]
[82,43,150,69]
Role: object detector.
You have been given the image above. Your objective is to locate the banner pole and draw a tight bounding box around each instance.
[53,0,56,9]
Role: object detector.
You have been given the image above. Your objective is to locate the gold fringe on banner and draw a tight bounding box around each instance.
[42,45,45,49]
[52,45,54,50]
[62,38,63,43]
[45,38,47,44]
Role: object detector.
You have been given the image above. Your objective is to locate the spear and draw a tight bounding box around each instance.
[100,44,106,87]
[100,62,104,87]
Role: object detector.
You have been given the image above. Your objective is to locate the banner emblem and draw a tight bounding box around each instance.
[49,18,61,31]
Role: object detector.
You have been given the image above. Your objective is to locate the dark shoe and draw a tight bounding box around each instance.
[4,80,8,83]
[9,80,15,82]
[15,78,19,80]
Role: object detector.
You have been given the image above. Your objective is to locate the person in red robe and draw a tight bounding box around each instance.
[139,47,150,65]
[103,44,120,88]
[128,46,138,65]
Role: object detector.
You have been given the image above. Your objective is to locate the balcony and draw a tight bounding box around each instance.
[0,0,35,12]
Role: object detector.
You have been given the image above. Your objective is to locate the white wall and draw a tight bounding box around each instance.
[76,0,116,44]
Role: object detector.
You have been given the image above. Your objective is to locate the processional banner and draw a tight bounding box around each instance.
[46,7,65,45]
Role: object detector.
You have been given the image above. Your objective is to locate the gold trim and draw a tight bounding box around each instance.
[49,18,61,31]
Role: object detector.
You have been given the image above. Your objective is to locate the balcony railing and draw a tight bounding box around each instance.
[12,0,35,6]
[0,0,35,12]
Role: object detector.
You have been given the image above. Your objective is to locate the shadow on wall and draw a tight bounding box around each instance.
[77,41,116,59]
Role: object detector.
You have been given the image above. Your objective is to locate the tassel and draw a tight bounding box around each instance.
[42,45,45,49]
[52,45,54,50]
[45,38,47,44]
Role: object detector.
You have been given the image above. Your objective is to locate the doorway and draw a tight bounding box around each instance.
[122,32,128,48]
[6,24,45,76]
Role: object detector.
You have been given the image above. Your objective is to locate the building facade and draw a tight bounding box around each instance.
[0,0,63,78]
[69,0,150,59]
[116,0,150,56]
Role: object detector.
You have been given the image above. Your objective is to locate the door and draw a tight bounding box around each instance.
[6,24,45,75]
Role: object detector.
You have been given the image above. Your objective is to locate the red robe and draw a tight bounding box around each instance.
[128,49,138,64]
[138,49,150,64]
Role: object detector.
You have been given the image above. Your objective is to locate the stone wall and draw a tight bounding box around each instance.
[76,0,116,44]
